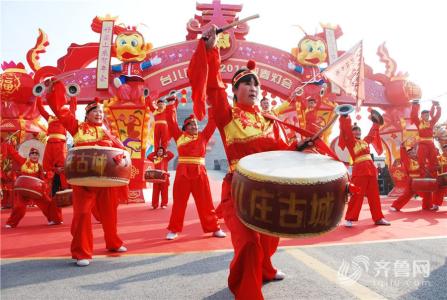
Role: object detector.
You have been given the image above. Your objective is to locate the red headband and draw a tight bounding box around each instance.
[232,60,258,86]
[183,115,197,127]
[86,97,101,113]
[29,147,39,154]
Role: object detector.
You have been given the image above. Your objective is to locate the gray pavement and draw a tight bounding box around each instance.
[1,237,446,300]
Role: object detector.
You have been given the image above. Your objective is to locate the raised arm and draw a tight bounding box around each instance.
[3,143,26,165]
[410,103,420,126]
[431,102,441,125]
[36,96,50,121]
[164,103,183,141]
[364,122,383,155]
[69,96,77,115]
[201,108,217,142]
[272,101,290,116]
[188,27,232,128]
[166,151,174,161]
[147,152,156,161]
[46,82,79,136]
[338,116,356,149]
[399,144,411,172]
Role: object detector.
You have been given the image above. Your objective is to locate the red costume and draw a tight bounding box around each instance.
[339,116,386,222]
[36,96,76,190]
[3,144,62,227]
[164,104,221,234]
[147,150,174,208]
[148,101,170,149]
[391,145,432,210]
[433,153,447,207]
[411,103,441,177]
[46,83,126,260]
[188,40,299,300]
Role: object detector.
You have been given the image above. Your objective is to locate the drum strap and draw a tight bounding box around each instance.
[262,113,340,161]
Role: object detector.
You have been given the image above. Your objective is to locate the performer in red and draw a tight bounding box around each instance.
[46,82,127,267]
[2,144,62,228]
[433,144,447,211]
[410,100,441,177]
[390,144,433,211]
[259,97,289,116]
[148,96,171,150]
[339,116,390,227]
[36,96,76,199]
[164,101,225,240]
[185,26,335,300]
[147,146,174,209]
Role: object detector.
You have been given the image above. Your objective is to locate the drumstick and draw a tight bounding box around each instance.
[202,14,260,40]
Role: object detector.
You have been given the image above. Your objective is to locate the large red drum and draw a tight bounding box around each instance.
[65,146,131,187]
[14,175,45,200]
[411,178,438,192]
[54,189,73,207]
[232,151,348,237]
[144,169,168,183]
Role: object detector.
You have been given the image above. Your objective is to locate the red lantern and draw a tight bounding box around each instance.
[356,115,362,121]
[180,89,187,104]
[0,67,34,103]
[271,100,277,106]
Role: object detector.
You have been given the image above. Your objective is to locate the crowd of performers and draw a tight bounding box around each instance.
[0,26,445,300]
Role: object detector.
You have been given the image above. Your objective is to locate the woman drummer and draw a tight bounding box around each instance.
[187,25,305,300]
[2,144,62,228]
[46,82,127,267]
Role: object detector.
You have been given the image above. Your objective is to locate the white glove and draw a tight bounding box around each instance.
[288,61,296,70]
[150,56,162,66]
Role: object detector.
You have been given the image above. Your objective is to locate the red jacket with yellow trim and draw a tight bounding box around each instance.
[165,105,216,179]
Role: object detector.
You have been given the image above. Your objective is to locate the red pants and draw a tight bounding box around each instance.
[152,178,169,208]
[1,186,13,208]
[6,192,62,227]
[417,142,439,178]
[391,180,432,210]
[71,186,123,259]
[433,188,446,206]
[154,123,170,150]
[44,142,68,189]
[345,175,384,222]
[167,172,219,233]
[220,174,278,300]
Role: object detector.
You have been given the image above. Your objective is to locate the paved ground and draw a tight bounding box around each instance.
[1,237,446,299]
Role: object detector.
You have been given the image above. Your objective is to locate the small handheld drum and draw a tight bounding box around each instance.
[437,173,447,188]
[54,189,73,207]
[411,178,438,192]
[232,151,348,237]
[65,146,131,187]
[14,175,45,200]
[144,169,168,183]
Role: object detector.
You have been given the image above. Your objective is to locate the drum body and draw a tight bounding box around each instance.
[437,173,447,188]
[14,175,45,200]
[54,189,73,207]
[65,146,131,187]
[144,169,168,183]
[232,151,348,238]
[411,178,438,192]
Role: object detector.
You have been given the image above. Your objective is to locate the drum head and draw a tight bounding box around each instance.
[19,139,45,164]
[236,151,347,185]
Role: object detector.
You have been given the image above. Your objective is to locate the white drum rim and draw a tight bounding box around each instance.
[69,145,130,156]
[55,189,73,195]
[15,175,45,183]
[235,151,348,185]
[68,177,129,187]
[13,187,42,197]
